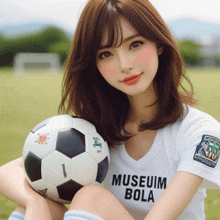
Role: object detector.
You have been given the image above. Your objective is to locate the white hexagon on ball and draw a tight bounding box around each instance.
[42,150,72,186]
[70,152,98,185]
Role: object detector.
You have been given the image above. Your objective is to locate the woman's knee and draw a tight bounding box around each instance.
[74,185,108,201]
[69,185,134,220]
[70,185,109,209]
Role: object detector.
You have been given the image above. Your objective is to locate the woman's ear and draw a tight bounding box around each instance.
[158,46,165,55]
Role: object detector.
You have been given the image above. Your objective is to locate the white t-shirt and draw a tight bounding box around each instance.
[103,106,220,220]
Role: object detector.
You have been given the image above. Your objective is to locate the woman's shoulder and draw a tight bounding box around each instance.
[181,105,219,127]
[168,105,220,145]
[163,105,220,139]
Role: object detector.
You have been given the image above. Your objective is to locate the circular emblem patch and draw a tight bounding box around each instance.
[37,134,48,145]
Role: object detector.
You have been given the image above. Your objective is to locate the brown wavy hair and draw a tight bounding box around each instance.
[59,0,197,146]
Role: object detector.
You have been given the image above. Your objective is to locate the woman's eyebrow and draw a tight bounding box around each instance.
[98,34,141,50]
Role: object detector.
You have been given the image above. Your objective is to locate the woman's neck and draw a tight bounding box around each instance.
[127,85,158,126]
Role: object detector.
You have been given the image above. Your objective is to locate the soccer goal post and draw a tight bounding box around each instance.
[14,53,61,77]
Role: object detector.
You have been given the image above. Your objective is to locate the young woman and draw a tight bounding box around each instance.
[1,0,220,219]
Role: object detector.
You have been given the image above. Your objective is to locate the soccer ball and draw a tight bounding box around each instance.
[22,115,109,204]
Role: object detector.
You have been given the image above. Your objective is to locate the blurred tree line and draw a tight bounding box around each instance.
[0,26,71,67]
[0,25,217,67]
[178,40,202,66]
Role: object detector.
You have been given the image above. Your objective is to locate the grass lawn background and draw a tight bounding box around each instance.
[0,67,220,219]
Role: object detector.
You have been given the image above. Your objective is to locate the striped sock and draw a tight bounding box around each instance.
[64,210,104,220]
[8,211,25,220]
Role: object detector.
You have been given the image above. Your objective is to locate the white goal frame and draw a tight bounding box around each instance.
[14,53,61,77]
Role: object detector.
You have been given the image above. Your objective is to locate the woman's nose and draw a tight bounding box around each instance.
[118,52,133,73]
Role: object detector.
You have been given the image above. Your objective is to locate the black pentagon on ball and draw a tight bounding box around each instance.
[96,156,109,183]
[57,179,83,201]
[56,128,85,158]
[24,152,42,182]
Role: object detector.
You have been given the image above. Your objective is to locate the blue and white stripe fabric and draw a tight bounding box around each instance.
[8,211,25,220]
[64,210,104,220]
[8,210,103,220]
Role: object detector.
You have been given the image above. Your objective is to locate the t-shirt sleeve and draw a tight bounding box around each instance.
[176,110,220,189]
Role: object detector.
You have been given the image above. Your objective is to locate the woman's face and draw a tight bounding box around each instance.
[96,18,163,97]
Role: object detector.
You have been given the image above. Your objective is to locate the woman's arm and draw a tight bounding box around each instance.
[0,157,68,220]
[144,171,203,220]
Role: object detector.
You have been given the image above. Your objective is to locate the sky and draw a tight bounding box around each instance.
[1,0,220,31]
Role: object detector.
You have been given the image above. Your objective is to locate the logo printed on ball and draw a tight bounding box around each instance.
[38,188,48,196]
[37,134,48,145]
[62,164,67,178]
[93,137,102,153]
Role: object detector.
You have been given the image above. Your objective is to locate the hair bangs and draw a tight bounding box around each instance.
[95,2,124,53]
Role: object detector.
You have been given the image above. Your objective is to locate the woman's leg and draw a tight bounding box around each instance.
[69,185,134,220]
[8,198,68,220]
[10,185,135,220]
[15,205,25,214]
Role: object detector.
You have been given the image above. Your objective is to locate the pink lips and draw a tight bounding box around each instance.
[122,73,142,85]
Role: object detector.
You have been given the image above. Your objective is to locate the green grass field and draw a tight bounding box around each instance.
[0,67,220,219]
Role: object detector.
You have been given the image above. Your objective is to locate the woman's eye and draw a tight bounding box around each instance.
[130,41,143,49]
[99,52,112,59]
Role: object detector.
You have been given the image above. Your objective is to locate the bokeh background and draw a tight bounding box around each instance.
[1,0,220,219]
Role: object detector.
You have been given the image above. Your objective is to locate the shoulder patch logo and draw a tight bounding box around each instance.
[193,135,220,168]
